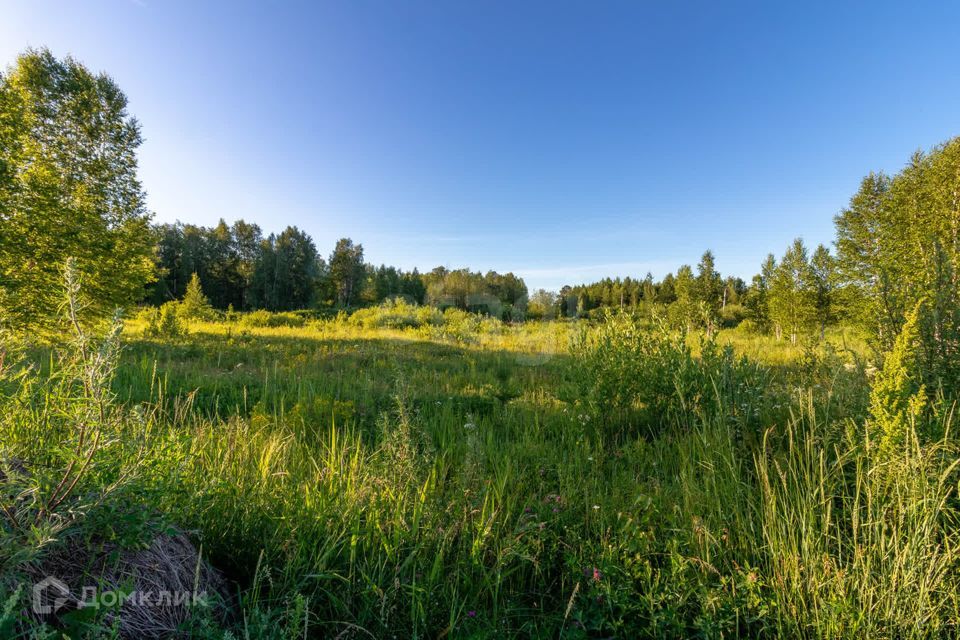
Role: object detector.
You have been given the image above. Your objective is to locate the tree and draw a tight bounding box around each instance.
[428,268,485,310]
[485,271,528,308]
[769,239,816,343]
[148,218,267,310]
[657,273,677,304]
[371,265,401,303]
[810,244,836,339]
[835,172,899,344]
[247,227,321,311]
[366,265,426,306]
[0,49,154,329]
[328,238,366,307]
[835,140,960,387]
[745,254,776,332]
[179,273,214,320]
[722,276,745,308]
[527,289,558,320]
[695,250,723,335]
[670,265,698,330]
[275,227,321,309]
[642,273,656,306]
[401,268,426,304]
[483,271,528,319]
[148,223,185,304]
[231,219,263,310]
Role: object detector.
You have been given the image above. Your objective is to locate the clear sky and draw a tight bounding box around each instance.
[3,1,959,291]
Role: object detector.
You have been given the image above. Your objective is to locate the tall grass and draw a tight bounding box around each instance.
[3,305,959,638]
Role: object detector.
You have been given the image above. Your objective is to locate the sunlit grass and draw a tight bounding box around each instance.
[4,311,954,638]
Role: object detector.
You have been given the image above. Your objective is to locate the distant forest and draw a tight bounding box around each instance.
[146,221,529,319]
[144,219,837,342]
[4,48,960,371]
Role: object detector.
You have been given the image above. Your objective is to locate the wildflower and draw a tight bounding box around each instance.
[467,610,477,618]
[592,504,600,510]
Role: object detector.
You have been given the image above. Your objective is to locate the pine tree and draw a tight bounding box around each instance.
[180,273,214,320]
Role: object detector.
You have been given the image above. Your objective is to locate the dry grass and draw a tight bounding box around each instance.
[28,530,227,639]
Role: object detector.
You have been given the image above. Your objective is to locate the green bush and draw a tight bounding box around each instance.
[139,301,186,338]
[239,310,307,328]
[347,299,503,339]
[869,303,928,456]
[348,298,444,329]
[571,310,769,438]
[720,303,748,328]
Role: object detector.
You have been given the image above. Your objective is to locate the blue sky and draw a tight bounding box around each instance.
[3,1,959,291]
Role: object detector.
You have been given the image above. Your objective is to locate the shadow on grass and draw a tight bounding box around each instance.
[115,329,576,432]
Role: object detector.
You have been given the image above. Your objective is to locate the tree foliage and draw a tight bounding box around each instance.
[768,239,816,343]
[328,238,365,307]
[422,267,528,319]
[179,273,214,321]
[0,49,153,329]
[836,138,960,387]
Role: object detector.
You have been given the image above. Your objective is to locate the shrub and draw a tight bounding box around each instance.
[239,310,307,328]
[348,299,442,329]
[346,299,503,339]
[1,259,127,563]
[1,260,228,638]
[720,303,748,328]
[571,310,768,438]
[140,302,186,339]
[869,303,928,456]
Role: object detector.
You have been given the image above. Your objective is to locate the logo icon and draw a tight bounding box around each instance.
[32,577,70,615]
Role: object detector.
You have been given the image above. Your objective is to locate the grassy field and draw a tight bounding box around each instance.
[3,306,959,638]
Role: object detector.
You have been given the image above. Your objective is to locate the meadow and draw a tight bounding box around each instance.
[5,298,958,639]
[3,28,960,640]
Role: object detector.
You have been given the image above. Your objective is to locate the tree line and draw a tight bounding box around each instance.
[147,219,528,317]
[150,213,847,343]
[530,243,840,344]
[3,48,959,390]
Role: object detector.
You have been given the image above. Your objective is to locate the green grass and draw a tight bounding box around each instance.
[2,310,958,638]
